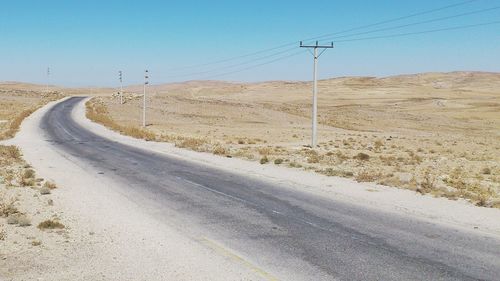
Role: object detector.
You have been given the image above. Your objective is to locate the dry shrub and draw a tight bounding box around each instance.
[43,181,57,189]
[0,198,19,217]
[322,168,353,177]
[335,151,349,162]
[258,147,272,156]
[304,150,321,163]
[417,170,435,194]
[20,168,36,186]
[260,156,269,164]
[32,240,42,246]
[274,158,283,165]
[0,146,22,165]
[22,169,35,179]
[212,145,228,156]
[353,152,370,161]
[176,138,206,151]
[356,171,380,182]
[482,167,491,175]
[38,220,65,230]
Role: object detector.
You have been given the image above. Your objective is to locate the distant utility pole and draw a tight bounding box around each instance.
[118,71,123,104]
[300,41,333,147]
[46,67,50,94]
[143,69,149,127]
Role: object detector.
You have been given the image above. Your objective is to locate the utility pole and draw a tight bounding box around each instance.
[118,71,123,104]
[300,41,333,147]
[46,67,50,94]
[143,69,149,127]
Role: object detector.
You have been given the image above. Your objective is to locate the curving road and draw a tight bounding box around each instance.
[41,97,500,281]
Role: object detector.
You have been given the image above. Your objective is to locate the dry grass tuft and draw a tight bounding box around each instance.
[0,145,22,162]
[274,158,284,165]
[482,167,491,175]
[43,181,57,190]
[353,152,370,161]
[20,168,36,186]
[356,171,380,182]
[31,240,42,246]
[176,138,206,151]
[38,219,65,230]
[260,156,269,164]
[0,198,19,217]
[212,145,228,156]
[417,170,435,194]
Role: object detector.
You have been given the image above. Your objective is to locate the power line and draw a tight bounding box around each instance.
[162,0,480,72]
[320,6,500,42]
[307,0,481,42]
[334,20,500,43]
[198,50,306,80]
[164,5,499,80]
[178,19,499,81]
[163,46,298,78]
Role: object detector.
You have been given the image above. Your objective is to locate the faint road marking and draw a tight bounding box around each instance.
[200,237,280,281]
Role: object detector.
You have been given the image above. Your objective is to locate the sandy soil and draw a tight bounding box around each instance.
[0,88,74,280]
[92,71,500,207]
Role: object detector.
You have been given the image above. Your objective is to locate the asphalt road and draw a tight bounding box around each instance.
[41,97,500,281]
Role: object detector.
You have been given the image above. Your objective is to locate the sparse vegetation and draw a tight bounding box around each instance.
[260,156,269,164]
[0,198,19,217]
[38,219,65,230]
[354,152,370,161]
[31,240,42,246]
[274,158,283,165]
[482,167,491,175]
[212,145,228,156]
[85,73,500,208]
[86,99,157,141]
[43,181,57,190]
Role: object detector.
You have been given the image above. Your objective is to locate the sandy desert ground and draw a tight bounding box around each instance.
[88,71,500,207]
[0,86,73,279]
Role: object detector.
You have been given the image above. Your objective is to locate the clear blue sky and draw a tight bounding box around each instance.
[0,0,499,87]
